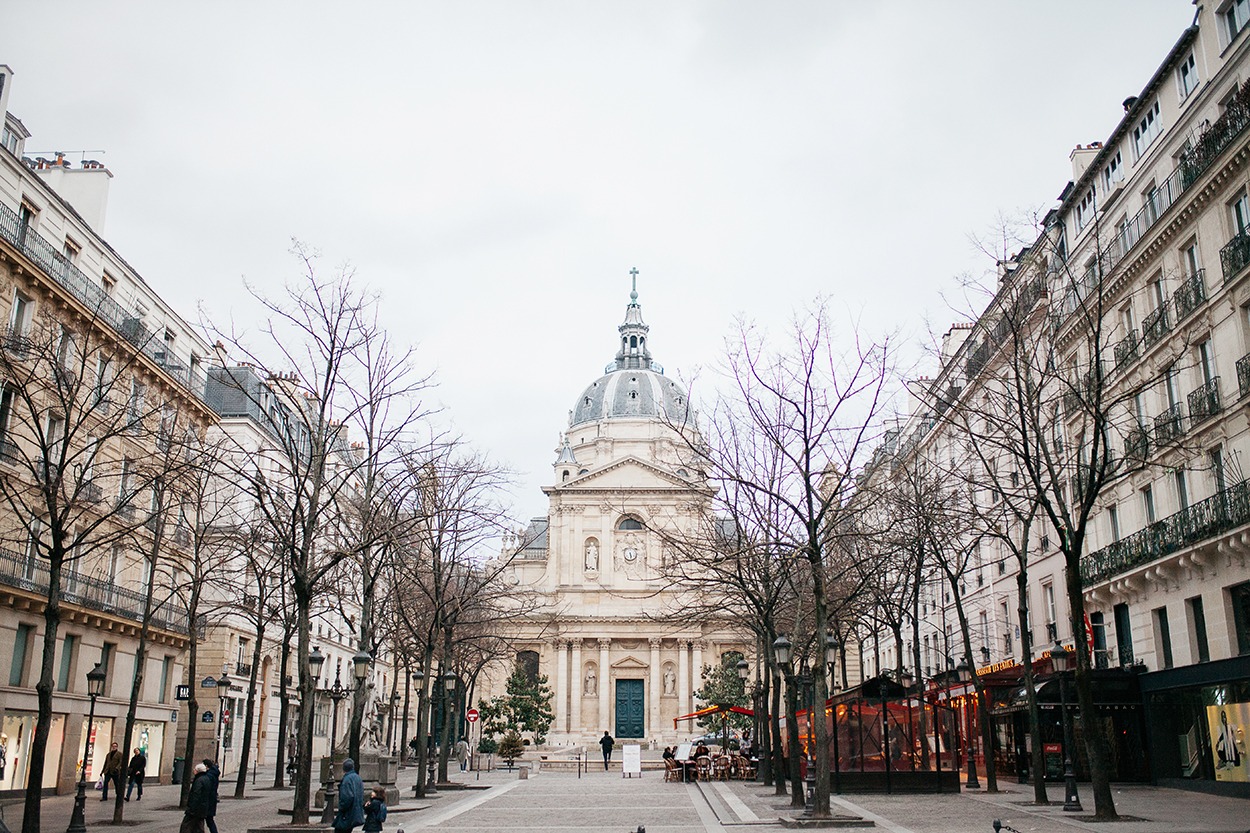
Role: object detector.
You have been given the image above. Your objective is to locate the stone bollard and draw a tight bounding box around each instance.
[518,766,529,780]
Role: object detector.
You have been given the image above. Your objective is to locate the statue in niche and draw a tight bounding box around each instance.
[663,666,676,696]
[585,665,597,696]
[585,539,599,571]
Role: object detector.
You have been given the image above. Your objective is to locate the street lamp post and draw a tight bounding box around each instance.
[736,659,749,755]
[825,631,841,795]
[1051,642,1083,813]
[955,659,980,789]
[66,663,107,833]
[387,688,401,752]
[322,670,350,825]
[216,673,231,774]
[441,672,458,779]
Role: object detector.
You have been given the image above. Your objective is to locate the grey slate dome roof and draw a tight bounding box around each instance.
[571,369,690,427]
[569,277,691,428]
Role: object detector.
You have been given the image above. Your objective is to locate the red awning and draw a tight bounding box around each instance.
[672,703,755,727]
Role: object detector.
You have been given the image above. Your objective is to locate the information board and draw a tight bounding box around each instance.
[622,743,642,778]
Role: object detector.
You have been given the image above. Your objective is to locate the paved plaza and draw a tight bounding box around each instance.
[4,760,1246,833]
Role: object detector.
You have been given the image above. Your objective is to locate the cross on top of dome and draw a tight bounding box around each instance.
[615,268,654,372]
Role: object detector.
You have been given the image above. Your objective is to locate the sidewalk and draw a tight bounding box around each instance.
[2,762,509,833]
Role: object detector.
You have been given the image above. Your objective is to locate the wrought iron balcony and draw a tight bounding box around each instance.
[1180,80,1250,190]
[0,200,219,412]
[1113,330,1139,371]
[1172,270,1207,321]
[1124,425,1150,463]
[1187,377,1222,425]
[0,547,188,633]
[1222,228,1250,282]
[236,662,253,677]
[1239,352,1250,400]
[1142,303,1171,348]
[1154,404,1184,446]
[1081,480,1250,585]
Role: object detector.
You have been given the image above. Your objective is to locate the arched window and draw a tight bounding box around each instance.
[517,650,540,683]
[618,517,644,531]
[562,469,570,482]
[630,335,638,349]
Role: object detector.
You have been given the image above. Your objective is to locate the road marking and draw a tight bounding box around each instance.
[711,781,759,821]
[414,779,529,828]
[832,796,916,833]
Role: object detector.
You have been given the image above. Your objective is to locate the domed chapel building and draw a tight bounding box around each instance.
[491,281,749,746]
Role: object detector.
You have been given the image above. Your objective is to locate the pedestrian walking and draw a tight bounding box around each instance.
[454,738,470,772]
[100,742,123,800]
[182,762,211,833]
[124,747,147,801]
[362,785,388,832]
[599,731,614,770]
[200,759,221,833]
[334,758,366,832]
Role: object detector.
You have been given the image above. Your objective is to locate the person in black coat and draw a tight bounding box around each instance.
[200,759,221,833]
[182,763,211,833]
[599,731,615,770]
[124,748,147,801]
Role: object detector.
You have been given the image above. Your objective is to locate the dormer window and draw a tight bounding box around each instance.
[1132,101,1161,160]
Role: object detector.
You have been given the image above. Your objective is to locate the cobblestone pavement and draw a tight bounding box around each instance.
[7,763,1245,832]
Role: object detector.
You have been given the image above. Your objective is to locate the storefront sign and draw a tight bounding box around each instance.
[175,684,190,700]
[976,658,1018,676]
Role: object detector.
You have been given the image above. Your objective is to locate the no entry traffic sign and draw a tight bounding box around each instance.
[466,708,480,723]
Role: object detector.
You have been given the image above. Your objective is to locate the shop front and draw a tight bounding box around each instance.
[1139,654,1250,797]
[0,711,66,795]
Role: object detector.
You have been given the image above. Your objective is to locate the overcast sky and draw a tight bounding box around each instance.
[2,1,1195,524]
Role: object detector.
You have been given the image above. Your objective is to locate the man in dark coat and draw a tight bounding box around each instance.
[599,731,615,770]
[100,742,123,800]
[182,762,210,833]
[124,747,147,800]
[335,758,366,832]
[200,759,221,833]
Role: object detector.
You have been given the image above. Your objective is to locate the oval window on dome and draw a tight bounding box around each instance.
[618,517,644,531]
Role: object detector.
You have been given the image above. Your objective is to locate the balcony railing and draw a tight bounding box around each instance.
[1124,425,1150,463]
[1172,270,1207,321]
[0,548,188,633]
[1188,377,1222,425]
[1180,79,1250,190]
[1238,352,1250,400]
[1081,480,1250,585]
[1222,228,1250,283]
[236,662,253,677]
[1142,303,1171,348]
[0,201,219,413]
[1113,330,1139,371]
[1154,404,1184,446]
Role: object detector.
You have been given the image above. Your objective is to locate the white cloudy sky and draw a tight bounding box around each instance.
[1,1,1194,523]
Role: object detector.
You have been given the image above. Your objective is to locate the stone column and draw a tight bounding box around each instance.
[570,639,583,738]
[677,640,690,721]
[648,638,662,738]
[553,639,568,736]
[598,638,612,732]
[692,641,705,693]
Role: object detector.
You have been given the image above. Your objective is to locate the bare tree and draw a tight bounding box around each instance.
[685,302,891,818]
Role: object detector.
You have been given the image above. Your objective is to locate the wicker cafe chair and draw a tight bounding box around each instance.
[712,756,731,781]
[695,755,712,781]
[664,758,681,782]
[736,755,757,780]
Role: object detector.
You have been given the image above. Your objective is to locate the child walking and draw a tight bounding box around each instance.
[363,786,388,832]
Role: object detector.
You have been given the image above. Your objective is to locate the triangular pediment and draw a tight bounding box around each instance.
[611,655,649,670]
[556,456,698,492]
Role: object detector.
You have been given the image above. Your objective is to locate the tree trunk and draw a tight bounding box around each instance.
[809,555,833,818]
[114,538,160,824]
[22,549,64,833]
[400,666,411,763]
[1016,570,1048,805]
[785,675,803,809]
[1064,544,1117,819]
[181,597,202,809]
[950,577,998,792]
[349,557,375,763]
[291,584,314,825]
[272,633,292,789]
[235,629,265,797]
[771,673,786,796]
[412,645,433,798]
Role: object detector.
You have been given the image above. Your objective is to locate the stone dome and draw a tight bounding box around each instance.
[571,368,690,427]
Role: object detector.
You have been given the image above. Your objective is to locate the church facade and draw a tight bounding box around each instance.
[493,285,748,746]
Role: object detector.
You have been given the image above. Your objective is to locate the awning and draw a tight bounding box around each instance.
[673,703,755,727]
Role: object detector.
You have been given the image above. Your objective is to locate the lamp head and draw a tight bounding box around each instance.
[735,659,749,681]
[772,635,792,668]
[218,673,231,690]
[1051,640,1070,672]
[442,672,457,693]
[955,659,971,683]
[900,668,915,689]
[86,662,107,698]
[352,649,372,683]
[308,646,326,680]
[824,630,840,666]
